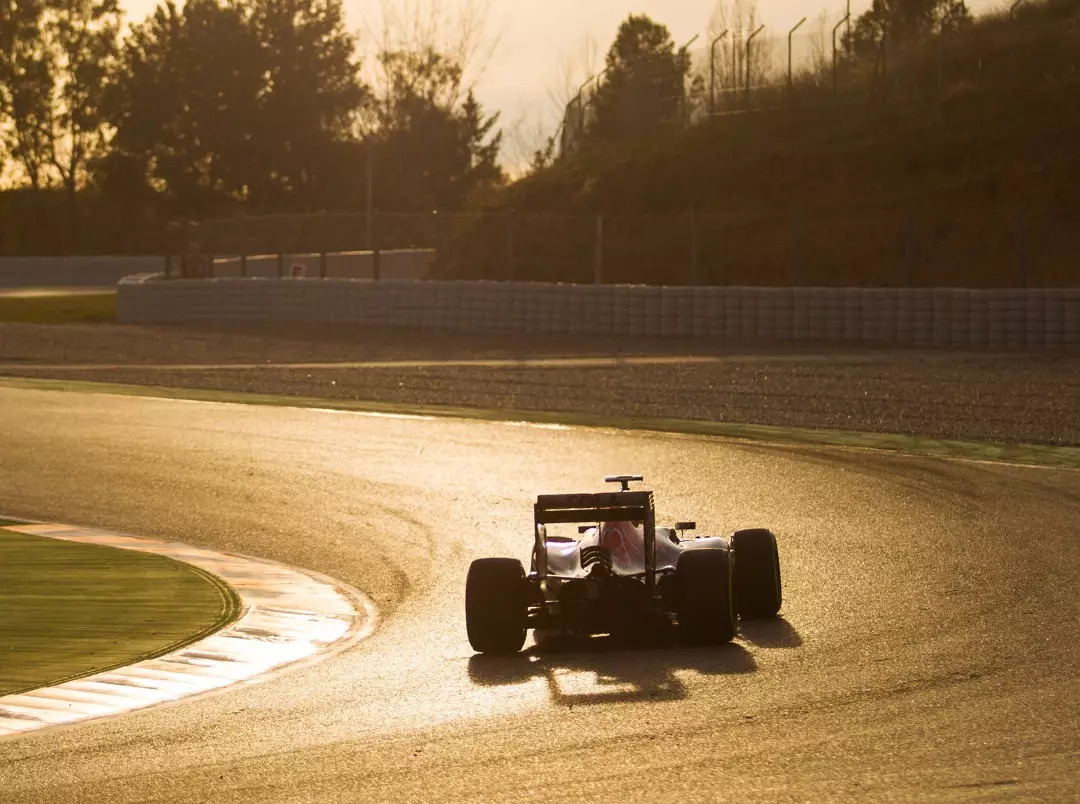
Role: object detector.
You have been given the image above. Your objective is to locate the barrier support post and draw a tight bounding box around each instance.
[690,206,699,285]
[790,210,800,286]
[319,212,328,278]
[506,211,515,281]
[593,214,604,285]
[372,210,381,281]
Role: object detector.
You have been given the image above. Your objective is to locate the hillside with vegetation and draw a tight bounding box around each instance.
[1,0,1077,288]
[439,0,1079,287]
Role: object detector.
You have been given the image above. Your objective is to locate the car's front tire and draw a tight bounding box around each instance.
[466,558,527,655]
[733,528,782,618]
[675,549,736,644]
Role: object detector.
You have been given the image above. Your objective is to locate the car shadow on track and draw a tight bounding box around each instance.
[738,616,802,648]
[467,630,759,707]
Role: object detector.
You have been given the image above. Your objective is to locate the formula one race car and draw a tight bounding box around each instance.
[465,475,782,654]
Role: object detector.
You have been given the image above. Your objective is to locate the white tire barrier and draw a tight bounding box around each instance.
[117,274,1079,350]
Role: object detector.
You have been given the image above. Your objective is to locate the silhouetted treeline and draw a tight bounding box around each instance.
[437,0,1079,286]
[2,0,1078,275]
[0,0,503,254]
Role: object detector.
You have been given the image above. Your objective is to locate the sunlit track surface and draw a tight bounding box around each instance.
[0,385,1077,802]
[0,523,370,737]
[0,355,726,371]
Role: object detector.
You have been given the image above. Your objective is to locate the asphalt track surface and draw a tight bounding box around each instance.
[0,385,1078,802]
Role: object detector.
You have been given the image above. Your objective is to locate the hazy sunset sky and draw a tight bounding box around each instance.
[115,0,1004,161]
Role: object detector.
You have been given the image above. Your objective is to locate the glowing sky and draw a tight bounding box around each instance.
[115,0,1005,162]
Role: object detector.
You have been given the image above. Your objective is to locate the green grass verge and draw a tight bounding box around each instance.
[0,529,239,696]
[0,292,116,324]
[1,375,1078,471]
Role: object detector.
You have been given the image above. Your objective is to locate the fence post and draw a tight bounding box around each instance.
[709,31,728,117]
[372,211,381,281]
[182,221,193,279]
[690,206,699,285]
[869,29,888,109]
[318,212,328,279]
[1015,213,1029,289]
[882,27,888,105]
[902,209,912,287]
[593,214,604,285]
[745,25,766,108]
[936,31,944,99]
[365,137,375,248]
[732,35,738,110]
[204,224,216,279]
[788,17,807,101]
[1009,0,1026,99]
[164,222,176,279]
[832,15,849,97]
[506,211,515,281]
[790,210,800,286]
[240,253,247,278]
[431,209,441,274]
[846,0,852,50]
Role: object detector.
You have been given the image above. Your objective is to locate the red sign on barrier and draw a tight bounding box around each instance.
[290,262,306,278]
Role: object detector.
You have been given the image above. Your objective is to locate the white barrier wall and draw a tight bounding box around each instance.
[117,274,1080,349]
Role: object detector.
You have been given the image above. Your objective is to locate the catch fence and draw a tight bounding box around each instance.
[558,3,1073,154]
[169,204,1077,289]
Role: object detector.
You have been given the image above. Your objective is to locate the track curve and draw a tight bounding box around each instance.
[0,385,1077,802]
[0,521,370,737]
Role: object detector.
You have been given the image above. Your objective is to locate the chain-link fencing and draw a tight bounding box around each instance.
[558,3,1076,153]
[169,202,1076,289]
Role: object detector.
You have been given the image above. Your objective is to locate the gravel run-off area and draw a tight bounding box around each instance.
[1,322,1078,447]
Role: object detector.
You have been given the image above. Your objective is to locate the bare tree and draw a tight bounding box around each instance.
[808,11,832,82]
[545,33,602,118]
[501,111,556,177]
[363,0,501,116]
[542,33,601,158]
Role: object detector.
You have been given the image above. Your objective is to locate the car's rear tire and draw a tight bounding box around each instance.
[466,558,527,655]
[733,528,782,618]
[675,549,736,644]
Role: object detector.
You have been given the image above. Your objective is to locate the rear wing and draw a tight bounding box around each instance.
[533,490,657,589]
[534,490,654,525]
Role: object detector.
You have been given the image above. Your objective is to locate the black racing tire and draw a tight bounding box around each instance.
[466,558,527,655]
[733,528,782,618]
[674,548,736,644]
